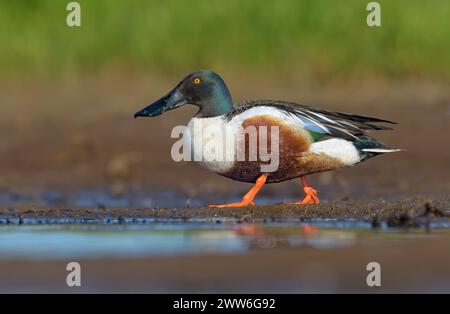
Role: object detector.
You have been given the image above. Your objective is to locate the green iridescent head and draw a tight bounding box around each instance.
[134,70,233,119]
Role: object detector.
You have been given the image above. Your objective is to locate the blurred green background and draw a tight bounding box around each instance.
[0,0,449,79]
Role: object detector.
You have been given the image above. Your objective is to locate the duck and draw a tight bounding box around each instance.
[134,70,400,207]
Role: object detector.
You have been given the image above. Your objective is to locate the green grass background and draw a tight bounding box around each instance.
[0,0,449,79]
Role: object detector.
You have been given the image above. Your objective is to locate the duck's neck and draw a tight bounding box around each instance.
[195,87,233,118]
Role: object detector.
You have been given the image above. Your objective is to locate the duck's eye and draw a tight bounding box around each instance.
[193,78,201,85]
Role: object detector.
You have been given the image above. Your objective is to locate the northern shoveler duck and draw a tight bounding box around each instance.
[134,70,400,207]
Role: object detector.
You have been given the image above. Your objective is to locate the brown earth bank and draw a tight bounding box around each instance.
[0,74,449,205]
[0,197,449,226]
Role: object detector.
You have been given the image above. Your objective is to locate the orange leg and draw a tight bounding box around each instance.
[291,176,320,205]
[209,174,268,208]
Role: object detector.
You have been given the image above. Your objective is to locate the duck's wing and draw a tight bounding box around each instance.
[227,100,396,141]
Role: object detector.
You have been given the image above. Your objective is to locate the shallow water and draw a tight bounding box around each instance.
[1,188,449,263]
[1,222,448,260]
[0,189,203,208]
[1,189,304,210]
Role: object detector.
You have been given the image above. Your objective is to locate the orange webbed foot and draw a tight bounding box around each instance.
[290,186,320,205]
[209,174,267,208]
[209,198,255,208]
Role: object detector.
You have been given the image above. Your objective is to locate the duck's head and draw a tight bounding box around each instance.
[134,70,233,119]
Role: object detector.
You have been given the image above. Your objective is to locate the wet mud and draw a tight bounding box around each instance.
[0,197,449,228]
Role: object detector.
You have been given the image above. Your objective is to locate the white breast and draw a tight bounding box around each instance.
[184,107,305,174]
[185,116,236,173]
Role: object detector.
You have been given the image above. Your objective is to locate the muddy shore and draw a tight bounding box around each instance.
[0,197,449,227]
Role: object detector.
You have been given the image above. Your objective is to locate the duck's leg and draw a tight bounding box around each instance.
[209,174,268,208]
[291,176,320,204]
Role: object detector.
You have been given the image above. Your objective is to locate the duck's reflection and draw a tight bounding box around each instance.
[233,224,356,250]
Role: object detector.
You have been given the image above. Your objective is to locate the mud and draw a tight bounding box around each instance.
[0,197,449,227]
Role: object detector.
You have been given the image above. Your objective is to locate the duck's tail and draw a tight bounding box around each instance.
[361,148,402,153]
[353,137,403,161]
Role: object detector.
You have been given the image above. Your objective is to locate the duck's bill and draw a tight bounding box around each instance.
[134,88,188,118]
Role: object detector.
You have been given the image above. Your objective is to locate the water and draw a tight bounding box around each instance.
[0,222,446,260]
[0,189,203,208]
[1,189,449,263]
[0,189,307,208]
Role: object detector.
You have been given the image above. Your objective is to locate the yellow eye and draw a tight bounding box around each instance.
[193,78,201,85]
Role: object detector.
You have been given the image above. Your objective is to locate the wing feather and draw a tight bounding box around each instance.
[227,100,396,141]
